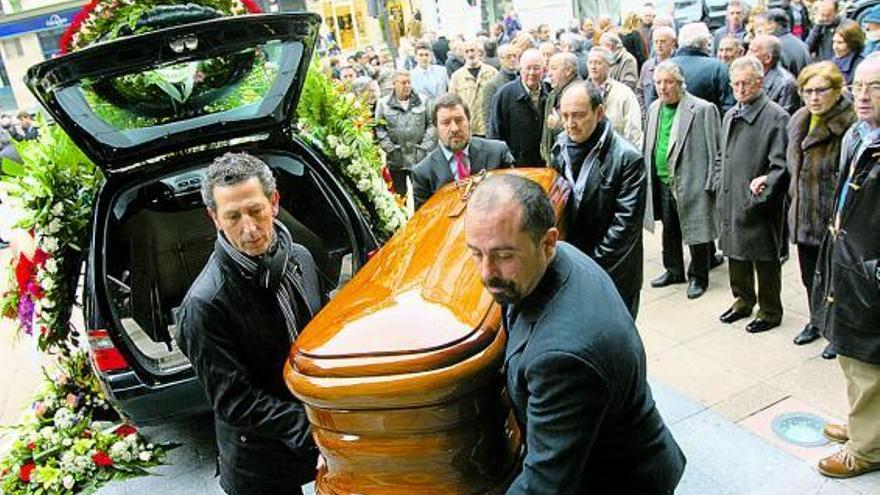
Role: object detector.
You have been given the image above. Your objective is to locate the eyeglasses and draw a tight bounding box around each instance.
[800,86,833,97]
[730,79,758,88]
[849,81,880,95]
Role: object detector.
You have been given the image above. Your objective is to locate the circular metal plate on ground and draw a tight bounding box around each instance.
[770,412,830,448]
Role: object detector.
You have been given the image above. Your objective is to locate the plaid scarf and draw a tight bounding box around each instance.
[217,220,308,343]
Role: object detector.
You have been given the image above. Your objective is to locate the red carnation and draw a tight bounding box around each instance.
[92,451,113,467]
[114,424,137,437]
[19,462,35,482]
[26,442,36,450]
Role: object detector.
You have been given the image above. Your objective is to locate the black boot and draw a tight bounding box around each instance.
[793,324,821,345]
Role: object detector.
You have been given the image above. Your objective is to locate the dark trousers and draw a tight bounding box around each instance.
[728,258,783,324]
[388,168,411,196]
[658,183,712,285]
[797,243,821,331]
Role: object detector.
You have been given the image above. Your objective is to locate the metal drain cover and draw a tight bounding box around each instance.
[770,412,830,447]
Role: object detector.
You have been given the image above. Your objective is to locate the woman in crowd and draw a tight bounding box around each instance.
[619,12,647,71]
[786,62,856,359]
[832,20,866,85]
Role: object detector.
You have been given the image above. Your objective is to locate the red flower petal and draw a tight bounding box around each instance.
[19,462,35,482]
[114,424,138,437]
[92,451,114,467]
[26,442,36,450]
[15,253,35,294]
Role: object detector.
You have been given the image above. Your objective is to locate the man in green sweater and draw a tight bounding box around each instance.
[644,61,722,299]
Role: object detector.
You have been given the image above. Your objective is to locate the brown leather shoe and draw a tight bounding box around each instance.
[818,450,880,478]
[823,423,848,444]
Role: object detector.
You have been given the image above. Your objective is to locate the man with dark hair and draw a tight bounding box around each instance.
[176,152,322,495]
[412,94,514,208]
[749,35,801,114]
[549,81,647,317]
[411,41,448,100]
[758,8,812,76]
[464,174,685,494]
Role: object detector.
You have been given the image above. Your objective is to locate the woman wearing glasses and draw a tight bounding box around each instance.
[787,61,856,358]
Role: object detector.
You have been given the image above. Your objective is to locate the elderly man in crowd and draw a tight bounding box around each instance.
[560,32,589,79]
[541,52,580,164]
[375,70,436,194]
[807,0,841,62]
[539,42,558,72]
[550,81,647,317]
[758,8,812,76]
[671,22,736,114]
[412,93,514,209]
[489,48,547,166]
[600,31,639,91]
[464,174,685,494]
[449,39,498,137]
[410,41,448,101]
[750,35,801,115]
[587,47,643,149]
[482,44,520,131]
[715,56,789,334]
[717,35,745,66]
[812,54,880,480]
[645,61,721,300]
[639,25,677,113]
[713,0,748,54]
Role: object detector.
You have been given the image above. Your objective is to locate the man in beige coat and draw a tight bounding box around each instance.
[588,47,643,149]
[449,39,498,137]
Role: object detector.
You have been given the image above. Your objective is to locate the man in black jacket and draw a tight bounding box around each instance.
[464,174,685,494]
[806,1,840,61]
[550,81,647,318]
[488,48,547,166]
[176,152,321,495]
[812,56,880,479]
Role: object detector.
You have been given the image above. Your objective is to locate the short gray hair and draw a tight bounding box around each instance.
[730,56,764,79]
[652,26,676,41]
[752,35,782,65]
[589,46,614,64]
[654,60,687,88]
[559,32,583,52]
[202,152,276,210]
[551,52,579,75]
[599,32,622,49]
[678,22,712,51]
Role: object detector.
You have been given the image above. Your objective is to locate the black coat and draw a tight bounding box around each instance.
[503,242,685,494]
[669,47,736,115]
[550,120,647,317]
[488,79,547,166]
[411,136,515,208]
[812,125,880,364]
[716,94,790,262]
[175,239,322,495]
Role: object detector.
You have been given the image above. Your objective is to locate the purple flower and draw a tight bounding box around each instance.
[18,294,35,335]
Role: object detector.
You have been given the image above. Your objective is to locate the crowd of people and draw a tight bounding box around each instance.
[0,111,37,249]
[309,0,880,483]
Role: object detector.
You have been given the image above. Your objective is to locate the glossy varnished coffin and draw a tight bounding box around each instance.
[284,168,569,494]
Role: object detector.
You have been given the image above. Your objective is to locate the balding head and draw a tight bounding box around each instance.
[749,35,782,70]
[853,55,880,127]
[465,174,559,305]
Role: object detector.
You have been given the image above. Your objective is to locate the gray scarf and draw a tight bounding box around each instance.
[217,220,309,343]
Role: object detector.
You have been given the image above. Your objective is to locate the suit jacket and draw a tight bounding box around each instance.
[411,136,515,209]
[503,242,686,494]
[643,92,720,245]
[175,238,322,494]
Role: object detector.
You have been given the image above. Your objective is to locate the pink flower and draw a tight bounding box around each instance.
[65,393,80,409]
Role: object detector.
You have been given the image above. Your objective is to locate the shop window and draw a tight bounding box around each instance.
[38,27,65,60]
[2,38,24,58]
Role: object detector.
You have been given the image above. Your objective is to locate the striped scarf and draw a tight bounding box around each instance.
[217,220,307,343]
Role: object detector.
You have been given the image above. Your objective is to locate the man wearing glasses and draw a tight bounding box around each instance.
[488,49,547,166]
[812,54,880,479]
[715,56,789,335]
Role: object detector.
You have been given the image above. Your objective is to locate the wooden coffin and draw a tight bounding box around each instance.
[285,168,569,494]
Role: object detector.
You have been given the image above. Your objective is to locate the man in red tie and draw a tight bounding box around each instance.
[412,93,515,209]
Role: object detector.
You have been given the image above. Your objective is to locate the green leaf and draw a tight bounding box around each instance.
[1,157,24,176]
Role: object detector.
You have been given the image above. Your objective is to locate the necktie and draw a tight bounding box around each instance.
[455,151,469,180]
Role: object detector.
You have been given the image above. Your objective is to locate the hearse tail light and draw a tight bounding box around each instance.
[88,330,130,373]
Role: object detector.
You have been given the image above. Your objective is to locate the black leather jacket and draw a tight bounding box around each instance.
[550,119,647,317]
[175,238,322,494]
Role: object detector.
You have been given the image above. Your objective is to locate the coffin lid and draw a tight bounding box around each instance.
[292,168,568,378]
